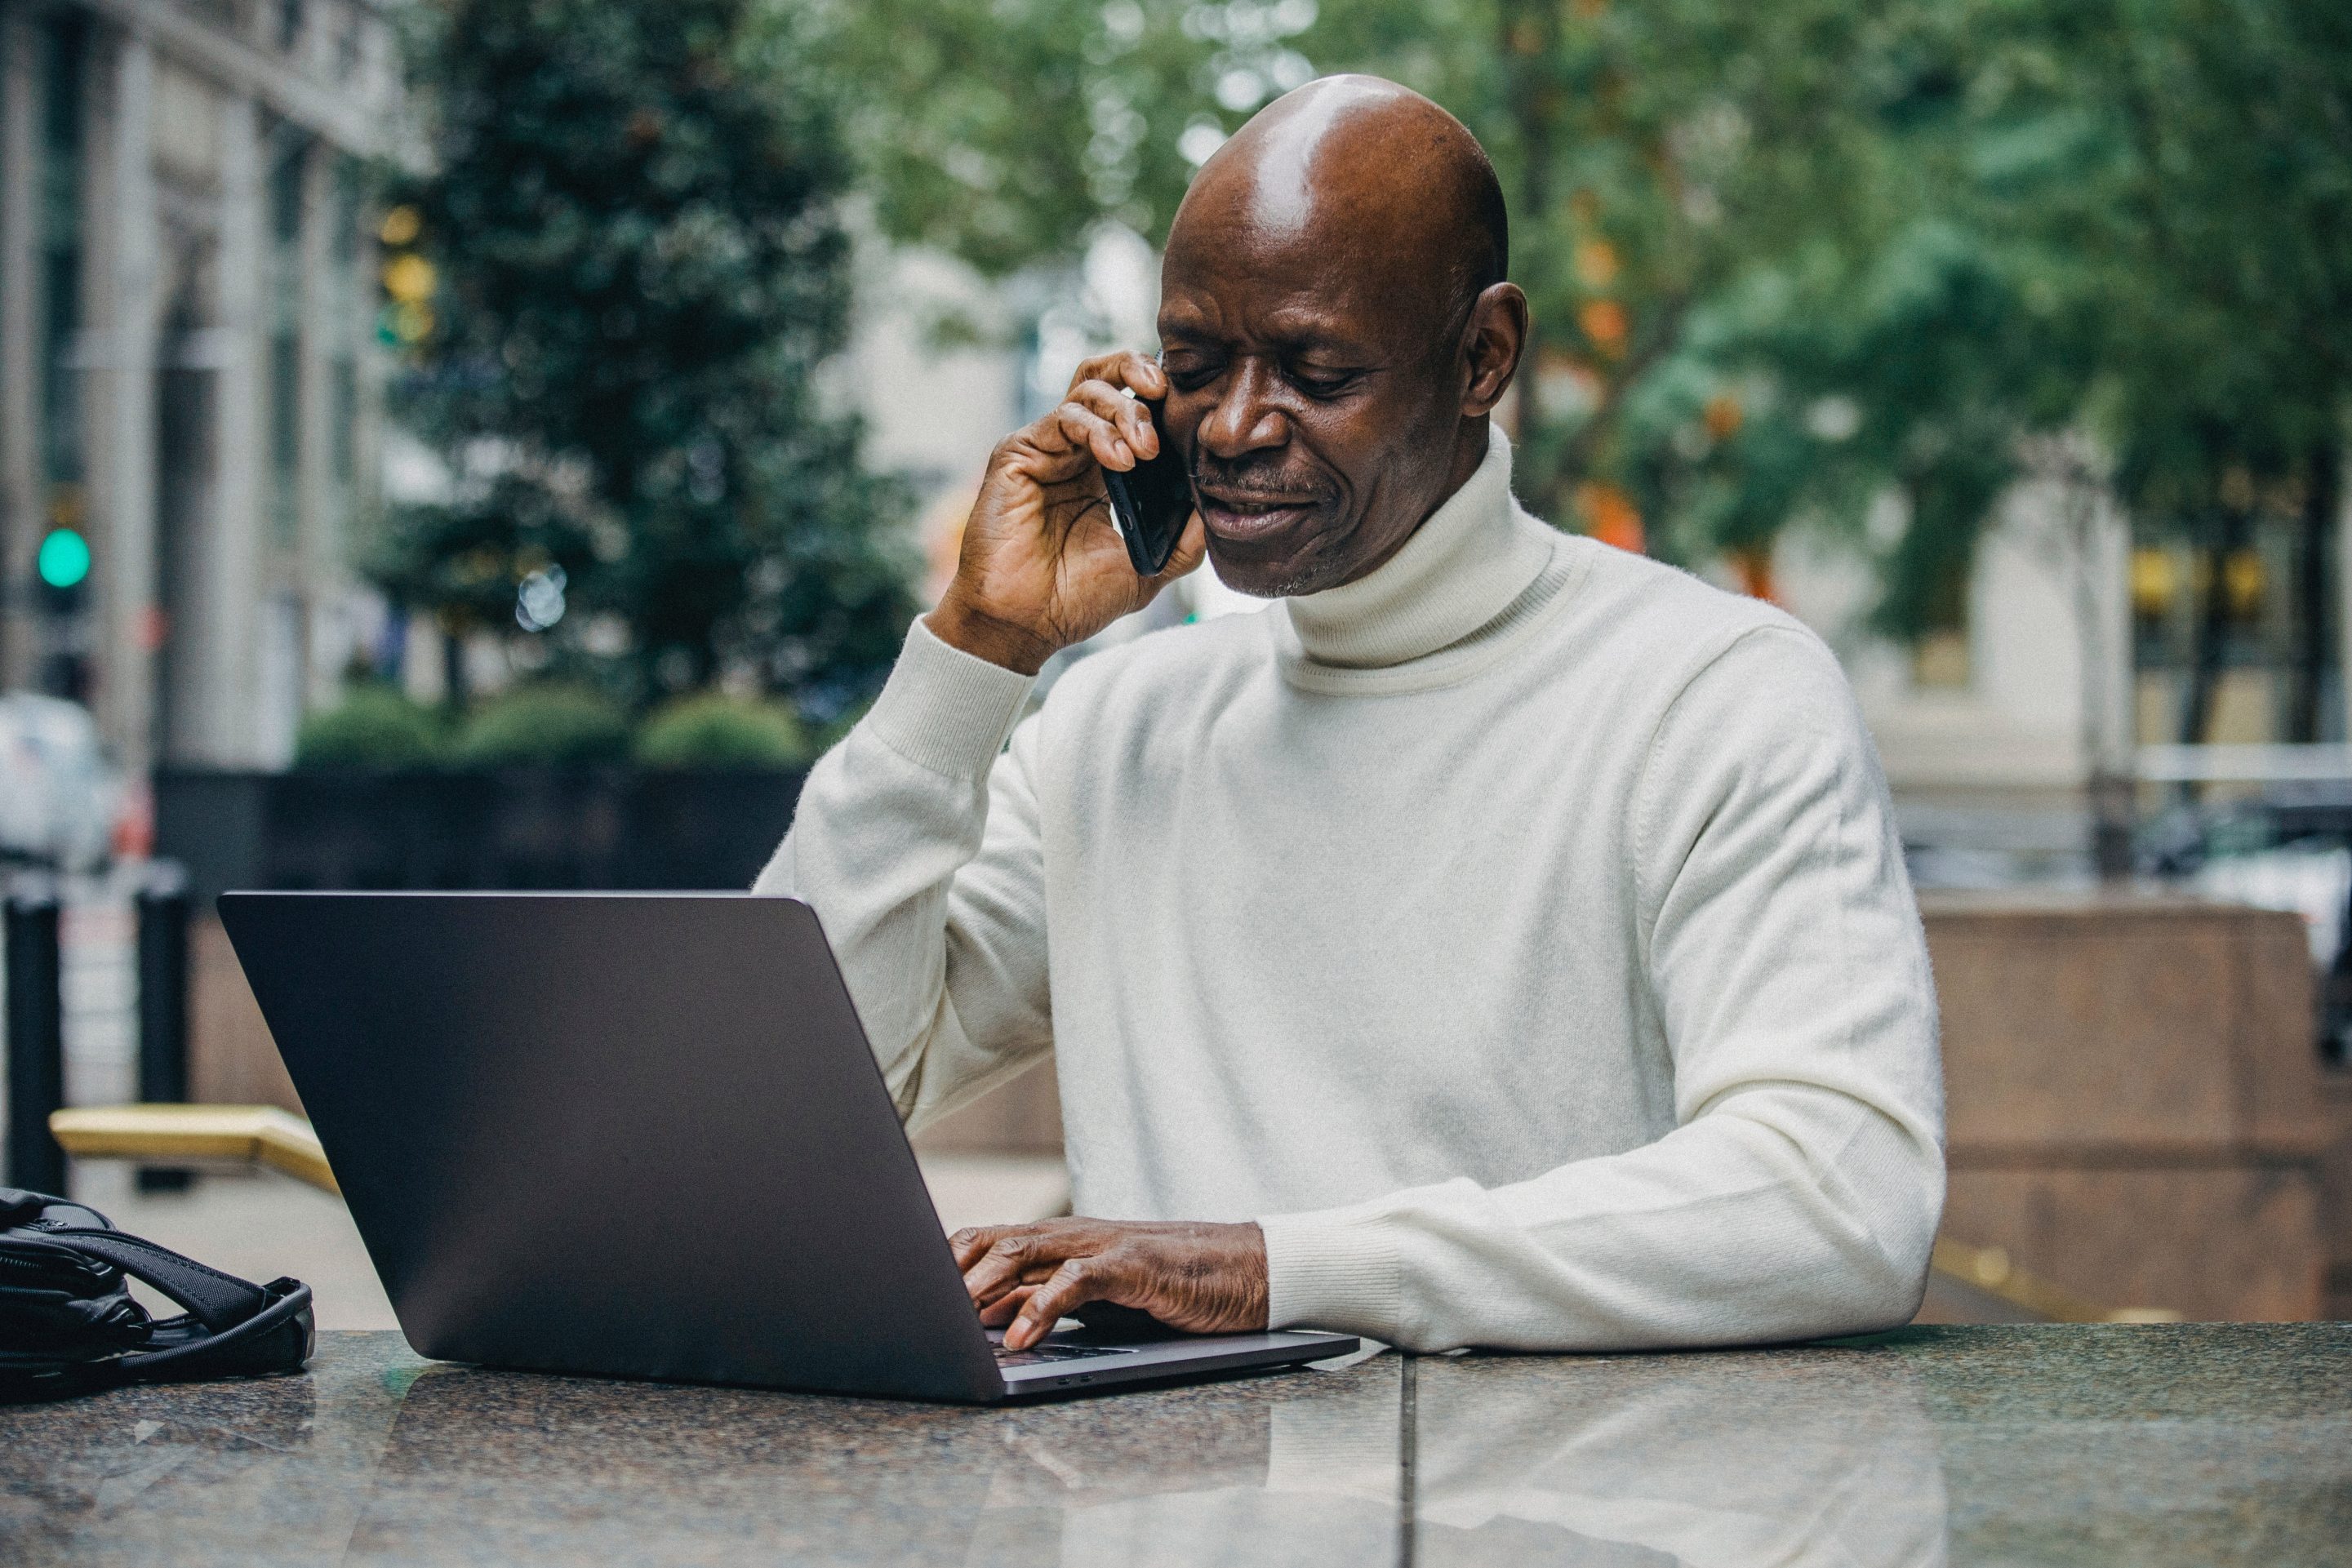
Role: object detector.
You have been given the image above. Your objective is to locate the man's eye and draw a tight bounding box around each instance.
[1287,367,1358,398]
[1163,362,1220,393]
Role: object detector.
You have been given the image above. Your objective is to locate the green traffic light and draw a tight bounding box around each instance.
[38,528,91,589]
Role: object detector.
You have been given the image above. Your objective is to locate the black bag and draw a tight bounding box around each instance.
[0,1186,312,1402]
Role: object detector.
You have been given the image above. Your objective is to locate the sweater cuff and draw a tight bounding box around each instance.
[1258,1206,1401,1340]
[862,616,1038,779]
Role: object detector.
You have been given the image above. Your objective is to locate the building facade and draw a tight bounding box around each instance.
[0,0,396,772]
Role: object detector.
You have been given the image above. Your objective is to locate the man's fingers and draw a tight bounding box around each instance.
[979,1285,1034,1327]
[1065,379,1159,460]
[949,1225,1018,1270]
[1005,1258,1113,1351]
[961,1225,1100,1306]
[955,1220,1140,1338]
[1050,401,1135,472]
[960,1220,1268,1346]
[959,1230,1045,1305]
[1066,350,1167,404]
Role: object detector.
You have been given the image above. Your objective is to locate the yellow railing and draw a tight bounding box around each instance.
[48,1105,338,1194]
[1930,1236,2181,1325]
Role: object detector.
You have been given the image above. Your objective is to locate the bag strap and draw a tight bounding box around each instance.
[37,1228,268,1332]
[0,1190,313,1397]
[118,1276,312,1379]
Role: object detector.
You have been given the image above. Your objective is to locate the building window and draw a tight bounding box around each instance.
[267,126,307,549]
[2131,507,2324,745]
[1909,559,1972,691]
[1912,630,1971,691]
[328,156,362,547]
[38,16,87,518]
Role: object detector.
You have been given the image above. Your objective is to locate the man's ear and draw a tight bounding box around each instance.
[1461,282,1530,418]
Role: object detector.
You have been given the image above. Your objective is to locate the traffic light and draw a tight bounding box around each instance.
[33,526,91,700]
[36,527,91,607]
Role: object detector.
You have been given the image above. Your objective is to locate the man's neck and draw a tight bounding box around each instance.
[1282,421,1556,673]
[1442,413,1493,499]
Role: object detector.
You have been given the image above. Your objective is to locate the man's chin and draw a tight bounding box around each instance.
[1205,544,1317,599]
[1203,514,1343,598]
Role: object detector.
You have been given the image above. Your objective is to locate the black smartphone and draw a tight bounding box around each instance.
[1100,397,1192,575]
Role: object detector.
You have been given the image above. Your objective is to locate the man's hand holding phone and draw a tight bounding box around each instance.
[927,351,1206,676]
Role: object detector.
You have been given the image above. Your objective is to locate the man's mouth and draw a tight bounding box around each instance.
[1195,486,1322,542]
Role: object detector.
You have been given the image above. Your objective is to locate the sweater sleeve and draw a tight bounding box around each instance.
[1256,625,1946,1352]
[753,618,1056,1131]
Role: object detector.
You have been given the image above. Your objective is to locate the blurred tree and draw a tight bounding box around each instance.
[2046,0,2352,745]
[798,0,1303,275]
[379,0,916,716]
[804,0,2068,620]
[808,0,2349,726]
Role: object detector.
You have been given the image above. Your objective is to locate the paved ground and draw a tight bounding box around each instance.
[68,1153,1072,1330]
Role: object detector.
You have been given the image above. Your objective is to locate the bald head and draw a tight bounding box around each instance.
[1153,76,1527,597]
[1183,77,1508,336]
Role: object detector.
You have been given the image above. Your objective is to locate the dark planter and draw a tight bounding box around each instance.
[155,767,807,908]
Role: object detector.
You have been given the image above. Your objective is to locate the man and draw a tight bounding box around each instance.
[758,76,1943,1353]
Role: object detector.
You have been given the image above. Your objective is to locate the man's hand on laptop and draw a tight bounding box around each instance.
[926,350,1207,675]
[951,1217,1268,1351]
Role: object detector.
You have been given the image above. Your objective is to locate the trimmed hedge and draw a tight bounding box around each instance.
[452,686,632,766]
[294,687,446,769]
[635,693,813,770]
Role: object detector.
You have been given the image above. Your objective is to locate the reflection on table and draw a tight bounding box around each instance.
[4,1326,2345,1566]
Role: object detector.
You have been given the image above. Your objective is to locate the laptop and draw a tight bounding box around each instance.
[217,891,1357,1402]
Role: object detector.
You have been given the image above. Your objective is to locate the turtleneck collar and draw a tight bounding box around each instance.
[1279,424,1559,673]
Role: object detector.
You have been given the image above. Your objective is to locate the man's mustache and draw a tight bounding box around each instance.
[1189,460,1332,505]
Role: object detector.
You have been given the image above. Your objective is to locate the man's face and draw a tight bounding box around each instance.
[1156,206,1471,598]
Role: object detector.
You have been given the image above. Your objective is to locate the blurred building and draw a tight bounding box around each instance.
[0,0,397,774]
[1776,469,2352,877]
[1772,475,2138,873]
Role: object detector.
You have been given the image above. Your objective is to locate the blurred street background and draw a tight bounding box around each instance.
[1,0,2348,1329]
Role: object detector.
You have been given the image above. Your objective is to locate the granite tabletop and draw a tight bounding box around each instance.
[2,1323,2345,1565]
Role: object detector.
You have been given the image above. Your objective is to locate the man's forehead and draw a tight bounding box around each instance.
[1158,270,1386,353]
[1160,207,1445,356]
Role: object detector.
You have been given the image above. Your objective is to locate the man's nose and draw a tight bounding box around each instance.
[1195,362,1289,460]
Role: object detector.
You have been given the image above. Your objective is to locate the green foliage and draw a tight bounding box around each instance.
[294,686,448,770]
[378,0,917,712]
[1294,0,2136,622]
[453,684,632,766]
[2083,1,2350,498]
[797,0,1268,275]
[807,0,2352,655]
[635,691,814,768]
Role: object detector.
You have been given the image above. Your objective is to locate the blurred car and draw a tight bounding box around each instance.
[2146,784,2352,1065]
[0,691,118,872]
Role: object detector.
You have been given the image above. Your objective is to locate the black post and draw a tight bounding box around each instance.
[4,876,67,1196]
[136,861,191,1102]
[136,861,195,1191]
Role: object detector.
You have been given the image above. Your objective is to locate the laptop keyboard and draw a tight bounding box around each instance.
[993,1342,1143,1368]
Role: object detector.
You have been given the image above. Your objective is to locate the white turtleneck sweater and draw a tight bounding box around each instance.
[756,427,1945,1353]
